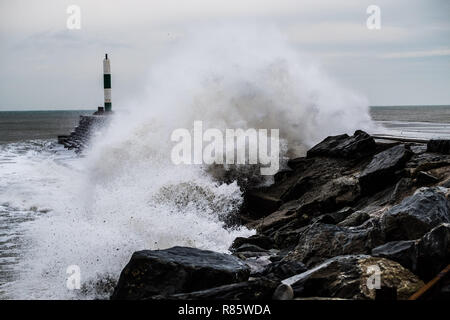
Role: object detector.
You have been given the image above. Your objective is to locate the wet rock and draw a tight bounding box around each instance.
[111,246,250,300]
[415,223,450,281]
[235,255,273,275]
[359,144,412,194]
[337,210,370,227]
[285,221,384,267]
[256,209,297,232]
[281,175,360,217]
[273,283,294,300]
[163,278,279,300]
[427,139,450,154]
[380,187,450,241]
[389,178,414,204]
[245,154,363,220]
[415,171,439,186]
[371,241,417,271]
[410,144,427,155]
[372,224,450,281]
[59,115,109,152]
[244,191,282,218]
[283,255,424,300]
[274,168,294,183]
[307,130,376,159]
[233,244,268,253]
[407,152,450,174]
[231,235,274,251]
[259,260,307,280]
[327,207,355,223]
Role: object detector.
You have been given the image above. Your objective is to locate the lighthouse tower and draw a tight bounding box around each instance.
[103,54,112,112]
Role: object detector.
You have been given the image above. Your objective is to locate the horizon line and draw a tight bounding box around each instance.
[2,104,450,112]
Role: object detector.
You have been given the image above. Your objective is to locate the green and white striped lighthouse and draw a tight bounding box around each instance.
[103,54,112,112]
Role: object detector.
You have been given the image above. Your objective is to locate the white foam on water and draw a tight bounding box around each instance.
[1,24,376,299]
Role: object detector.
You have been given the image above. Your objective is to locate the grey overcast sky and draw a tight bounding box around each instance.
[0,0,449,110]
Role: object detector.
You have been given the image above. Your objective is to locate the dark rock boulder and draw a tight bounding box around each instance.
[233,244,268,253]
[337,210,370,227]
[285,221,384,267]
[389,177,414,204]
[407,151,450,174]
[380,187,450,241]
[371,241,417,271]
[415,223,450,281]
[258,260,307,280]
[307,130,376,159]
[280,175,360,217]
[284,255,424,300]
[359,144,412,194]
[231,234,274,250]
[161,278,279,300]
[415,171,439,186]
[255,209,298,233]
[427,139,450,154]
[244,191,282,218]
[372,224,450,281]
[244,153,363,219]
[111,246,250,300]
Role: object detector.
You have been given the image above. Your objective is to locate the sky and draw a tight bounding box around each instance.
[0,0,449,110]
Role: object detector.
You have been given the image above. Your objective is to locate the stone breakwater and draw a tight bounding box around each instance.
[111,130,450,300]
[58,115,109,151]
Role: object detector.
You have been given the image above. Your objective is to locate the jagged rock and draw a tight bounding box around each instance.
[256,209,297,232]
[415,223,450,281]
[410,144,427,154]
[359,144,412,194]
[416,171,439,186]
[305,207,355,226]
[427,139,450,154]
[233,244,268,253]
[337,210,370,227]
[283,255,424,300]
[307,130,376,159]
[244,153,364,219]
[59,115,109,152]
[273,283,294,300]
[371,241,417,271]
[274,168,294,183]
[372,224,450,281]
[233,251,271,260]
[161,278,279,300]
[389,177,414,204]
[285,221,384,267]
[380,187,450,241]
[258,260,307,280]
[407,152,450,174]
[231,235,274,250]
[327,207,355,223]
[244,191,282,218]
[111,246,250,300]
[280,175,360,217]
[235,255,273,275]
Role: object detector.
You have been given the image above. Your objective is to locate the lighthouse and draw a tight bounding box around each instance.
[103,54,112,112]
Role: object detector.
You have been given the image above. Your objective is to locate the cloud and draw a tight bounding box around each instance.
[380,48,450,59]
[0,0,449,109]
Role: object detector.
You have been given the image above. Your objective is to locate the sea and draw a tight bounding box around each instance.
[1,105,450,299]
